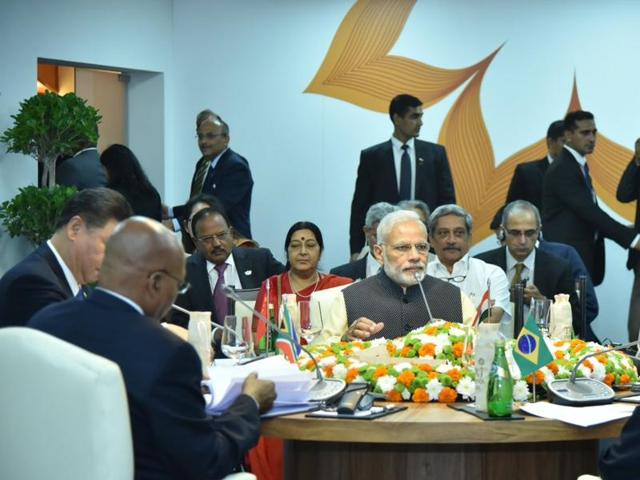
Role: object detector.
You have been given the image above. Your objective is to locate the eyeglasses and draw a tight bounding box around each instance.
[149,270,191,295]
[505,229,539,239]
[196,230,231,245]
[382,242,430,255]
[196,133,226,141]
[443,275,467,283]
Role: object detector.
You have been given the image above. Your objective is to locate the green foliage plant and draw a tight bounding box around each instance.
[0,185,77,245]
[0,92,101,187]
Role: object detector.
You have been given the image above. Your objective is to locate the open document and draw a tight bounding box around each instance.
[520,401,637,427]
[204,355,318,417]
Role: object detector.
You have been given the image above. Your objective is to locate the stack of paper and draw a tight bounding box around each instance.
[520,401,636,427]
[204,355,317,417]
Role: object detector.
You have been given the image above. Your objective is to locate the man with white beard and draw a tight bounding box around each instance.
[318,210,475,344]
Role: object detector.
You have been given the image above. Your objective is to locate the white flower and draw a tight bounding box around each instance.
[414,334,431,345]
[426,378,443,401]
[590,360,606,381]
[513,380,530,402]
[401,388,411,400]
[392,338,405,351]
[352,375,365,383]
[332,363,347,380]
[369,337,387,347]
[456,377,475,400]
[539,366,555,385]
[434,333,452,354]
[436,362,455,373]
[348,360,366,370]
[376,375,397,393]
[318,355,336,368]
[448,326,466,338]
[557,365,570,377]
[577,364,592,379]
[393,362,412,372]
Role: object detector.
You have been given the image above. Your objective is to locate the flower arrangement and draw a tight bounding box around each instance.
[298,322,638,404]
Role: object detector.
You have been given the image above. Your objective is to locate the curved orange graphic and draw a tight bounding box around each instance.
[306,0,636,242]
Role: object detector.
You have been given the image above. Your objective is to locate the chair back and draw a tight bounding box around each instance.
[0,327,134,480]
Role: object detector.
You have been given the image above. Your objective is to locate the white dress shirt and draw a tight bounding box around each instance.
[207,253,242,293]
[366,252,381,278]
[505,248,535,286]
[391,136,416,198]
[46,240,80,296]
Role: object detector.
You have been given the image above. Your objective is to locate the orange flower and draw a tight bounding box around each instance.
[373,366,388,380]
[400,346,413,357]
[412,388,429,403]
[596,354,608,365]
[306,360,316,370]
[554,351,565,360]
[343,349,353,356]
[426,326,438,335]
[386,342,397,355]
[419,343,436,357]
[548,362,559,374]
[323,365,333,377]
[438,387,458,403]
[447,369,462,383]
[452,342,465,358]
[428,372,438,380]
[583,360,594,371]
[526,371,544,385]
[620,374,631,385]
[346,368,359,383]
[418,363,433,373]
[386,390,402,402]
[351,341,365,349]
[397,371,416,387]
[554,341,565,347]
[603,373,615,386]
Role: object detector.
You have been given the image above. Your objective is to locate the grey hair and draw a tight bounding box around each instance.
[427,204,473,235]
[501,200,542,228]
[196,110,230,135]
[365,202,399,228]
[397,199,430,220]
[377,210,426,245]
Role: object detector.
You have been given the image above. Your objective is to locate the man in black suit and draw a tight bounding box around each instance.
[616,137,640,340]
[599,406,640,479]
[168,111,254,239]
[542,110,639,286]
[30,217,276,480]
[349,94,456,258]
[331,202,398,280]
[476,200,582,336]
[490,120,565,229]
[173,207,284,328]
[0,188,131,327]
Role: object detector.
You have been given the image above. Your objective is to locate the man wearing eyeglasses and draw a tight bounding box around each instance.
[164,110,254,239]
[318,210,475,344]
[476,200,582,336]
[30,217,277,479]
[172,207,284,339]
[426,205,511,335]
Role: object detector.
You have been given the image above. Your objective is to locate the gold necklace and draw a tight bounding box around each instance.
[288,271,320,298]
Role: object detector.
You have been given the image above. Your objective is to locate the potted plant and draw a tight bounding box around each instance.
[1,91,101,187]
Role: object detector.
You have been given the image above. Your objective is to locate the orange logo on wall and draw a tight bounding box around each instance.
[305,0,634,242]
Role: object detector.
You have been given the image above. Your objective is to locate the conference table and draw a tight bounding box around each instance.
[261,402,627,480]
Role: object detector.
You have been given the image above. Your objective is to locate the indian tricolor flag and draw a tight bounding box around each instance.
[473,288,491,327]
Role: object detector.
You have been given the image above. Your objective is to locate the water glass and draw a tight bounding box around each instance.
[298,300,322,343]
[531,298,551,335]
[221,315,253,361]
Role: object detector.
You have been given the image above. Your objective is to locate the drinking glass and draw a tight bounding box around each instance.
[531,298,551,336]
[221,315,253,361]
[298,300,322,344]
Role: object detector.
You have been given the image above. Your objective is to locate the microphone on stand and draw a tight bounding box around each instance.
[547,339,640,406]
[222,285,346,402]
[413,271,433,322]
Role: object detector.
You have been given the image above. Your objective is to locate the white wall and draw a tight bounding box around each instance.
[1,0,639,341]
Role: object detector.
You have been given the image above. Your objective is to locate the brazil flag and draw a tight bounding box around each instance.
[513,313,553,377]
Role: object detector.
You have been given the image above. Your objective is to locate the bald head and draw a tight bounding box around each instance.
[99,217,186,319]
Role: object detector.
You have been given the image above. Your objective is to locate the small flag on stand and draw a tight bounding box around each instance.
[513,312,553,377]
[473,288,491,327]
[276,303,301,363]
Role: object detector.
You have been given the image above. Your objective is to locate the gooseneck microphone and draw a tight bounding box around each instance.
[222,285,346,402]
[547,339,640,406]
[413,271,433,322]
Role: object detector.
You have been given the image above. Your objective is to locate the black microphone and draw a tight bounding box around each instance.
[222,285,346,402]
[548,339,640,406]
[413,271,433,322]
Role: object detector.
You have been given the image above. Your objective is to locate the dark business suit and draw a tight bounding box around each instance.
[56,148,107,190]
[173,248,285,327]
[616,158,640,340]
[542,147,636,285]
[538,239,599,341]
[0,244,73,327]
[175,148,253,239]
[475,246,582,337]
[29,289,260,480]
[490,157,549,229]
[349,139,456,253]
[599,407,640,479]
[330,255,368,281]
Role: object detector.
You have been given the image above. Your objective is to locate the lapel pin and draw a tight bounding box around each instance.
[244,270,252,276]
[418,157,424,165]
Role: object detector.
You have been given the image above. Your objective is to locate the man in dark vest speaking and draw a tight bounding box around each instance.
[318,210,475,344]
